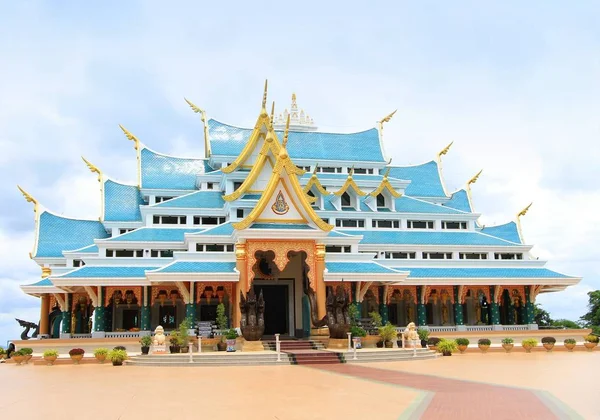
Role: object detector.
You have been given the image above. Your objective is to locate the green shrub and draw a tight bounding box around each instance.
[13,350,25,356]
[140,335,152,347]
[478,338,491,346]
[169,331,180,345]
[0,347,5,355]
[351,325,367,338]
[348,303,360,327]
[564,338,576,345]
[437,339,458,354]
[455,338,469,346]
[427,337,441,346]
[522,338,538,347]
[368,311,383,328]
[113,346,126,351]
[584,335,599,343]
[225,328,238,340]
[417,328,429,341]
[108,349,128,363]
[377,323,397,342]
[68,348,85,356]
[216,303,228,330]
[93,348,109,357]
[43,349,59,357]
[501,337,514,345]
[541,337,556,344]
[20,348,33,355]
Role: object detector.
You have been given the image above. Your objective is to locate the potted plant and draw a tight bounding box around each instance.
[21,348,33,364]
[417,328,429,348]
[108,348,128,366]
[216,303,228,351]
[583,334,599,351]
[43,349,59,366]
[521,338,538,353]
[169,331,181,353]
[455,338,469,354]
[351,325,367,349]
[478,338,491,353]
[178,318,191,353]
[437,339,458,356]
[225,328,238,352]
[94,348,108,363]
[501,337,514,352]
[12,350,25,365]
[0,347,5,360]
[140,335,152,355]
[377,323,397,348]
[69,348,85,364]
[427,337,441,351]
[541,337,556,351]
[564,338,576,351]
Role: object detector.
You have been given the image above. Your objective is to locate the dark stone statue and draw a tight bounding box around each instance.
[16,318,39,340]
[326,286,351,339]
[239,289,265,341]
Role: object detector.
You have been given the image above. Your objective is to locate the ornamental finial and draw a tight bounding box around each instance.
[119,124,140,151]
[517,202,533,218]
[380,109,397,124]
[81,156,102,182]
[467,169,483,186]
[17,185,39,214]
[282,113,290,148]
[383,167,391,179]
[184,97,203,115]
[262,79,268,110]
[270,101,275,126]
[437,141,454,159]
[312,163,319,176]
[184,98,210,158]
[41,267,52,279]
[349,165,355,178]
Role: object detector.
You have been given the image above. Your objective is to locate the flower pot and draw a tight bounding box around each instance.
[396,340,403,348]
[420,340,427,349]
[353,337,362,349]
[584,342,597,351]
[543,343,554,352]
[141,346,150,355]
[502,343,513,353]
[12,355,25,365]
[44,355,57,366]
[217,341,227,351]
[376,341,384,348]
[564,343,576,352]
[226,339,237,352]
[442,351,452,356]
[24,355,33,364]
[112,360,123,366]
[522,344,533,353]
[478,344,490,353]
[70,354,83,364]
[181,346,189,353]
[95,355,106,363]
[169,345,180,354]
[384,341,394,348]
[458,344,468,354]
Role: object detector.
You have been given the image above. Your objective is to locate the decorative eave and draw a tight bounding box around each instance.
[369,167,401,198]
[436,141,453,198]
[81,156,105,221]
[184,98,211,158]
[516,202,533,243]
[465,169,482,213]
[118,124,142,188]
[302,165,330,196]
[333,169,367,197]
[17,185,41,259]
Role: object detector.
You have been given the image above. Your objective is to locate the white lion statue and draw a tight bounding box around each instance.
[153,325,166,346]
[404,322,419,342]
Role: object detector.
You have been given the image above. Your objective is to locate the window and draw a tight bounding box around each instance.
[321,167,336,173]
[153,215,186,225]
[459,253,488,260]
[341,192,351,207]
[325,245,351,253]
[376,194,386,208]
[335,219,365,228]
[155,196,174,203]
[297,165,311,172]
[107,249,143,258]
[119,228,134,235]
[383,252,416,259]
[494,253,523,260]
[442,221,468,230]
[321,218,329,224]
[372,219,399,228]
[233,182,243,190]
[307,190,315,198]
[407,220,434,229]
[73,259,85,267]
[423,252,453,260]
[353,168,367,174]
[236,209,244,218]
[197,244,235,252]
[193,216,226,225]
[206,182,214,190]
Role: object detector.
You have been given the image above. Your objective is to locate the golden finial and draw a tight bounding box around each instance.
[119,124,140,150]
[270,101,275,125]
[349,165,355,178]
[517,202,533,218]
[383,167,391,179]
[312,164,319,176]
[184,97,204,115]
[437,141,453,159]
[17,185,39,214]
[41,267,52,279]
[380,110,397,124]
[292,92,297,102]
[282,114,290,148]
[467,169,483,186]
[262,79,268,110]
[81,156,102,182]
[184,98,211,158]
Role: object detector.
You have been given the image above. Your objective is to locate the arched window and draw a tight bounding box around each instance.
[341,192,351,207]
[376,193,386,208]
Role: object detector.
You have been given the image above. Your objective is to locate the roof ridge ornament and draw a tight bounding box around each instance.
[17,185,39,214]
[465,169,483,214]
[517,202,533,218]
[118,124,142,187]
[467,169,483,186]
[270,101,275,127]
[262,79,268,111]
[81,156,102,182]
[118,125,140,150]
[437,141,453,160]
[516,202,533,244]
[378,109,397,133]
[274,92,317,131]
[184,97,211,158]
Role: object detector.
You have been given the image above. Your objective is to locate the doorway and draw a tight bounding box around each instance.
[253,282,293,335]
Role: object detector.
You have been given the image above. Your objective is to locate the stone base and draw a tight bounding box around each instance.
[152,344,166,354]
[242,340,264,352]
[91,331,106,339]
[327,338,348,350]
[311,327,329,336]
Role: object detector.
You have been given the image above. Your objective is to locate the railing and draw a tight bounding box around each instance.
[428,326,457,332]
[105,332,142,338]
[503,325,529,331]
[71,334,92,339]
[465,325,493,332]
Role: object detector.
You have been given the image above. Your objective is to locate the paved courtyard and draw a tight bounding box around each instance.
[0,351,596,419]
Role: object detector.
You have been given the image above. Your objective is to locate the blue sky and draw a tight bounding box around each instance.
[1,1,599,345]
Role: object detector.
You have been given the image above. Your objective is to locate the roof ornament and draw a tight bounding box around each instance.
[17,186,39,214]
[118,125,140,151]
[262,79,268,111]
[516,202,533,243]
[81,157,102,182]
[281,114,290,150]
[270,101,275,127]
[467,169,483,186]
[517,202,533,218]
[274,92,317,131]
[312,163,319,176]
[378,109,397,132]
[348,165,355,179]
[465,169,483,213]
[41,267,52,279]
[184,97,211,158]
[437,141,453,160]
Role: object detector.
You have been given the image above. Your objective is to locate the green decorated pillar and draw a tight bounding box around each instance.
[489,286,501,325]
[94,287,105,331]
[61,294,72,334]
[379,286,388,324]
[141,286,151,331]
[453,286,464,325]
[417,286,427,326]
[185,282,196,321]
[524,286,535,324]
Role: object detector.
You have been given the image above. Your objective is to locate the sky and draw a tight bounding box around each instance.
[1,1,599,345]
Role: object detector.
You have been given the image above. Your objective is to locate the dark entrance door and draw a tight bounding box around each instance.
[254,285,288,335]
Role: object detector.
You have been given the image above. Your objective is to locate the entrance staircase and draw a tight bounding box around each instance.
[264,339,345,365]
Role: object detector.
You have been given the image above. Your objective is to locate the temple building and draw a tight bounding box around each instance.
[19,84,581,340]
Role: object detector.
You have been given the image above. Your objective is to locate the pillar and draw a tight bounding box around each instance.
[379,286,388,324]
[39,294,50,335]
[315,243,326,320]
[234,243,248,328]
[416,286,427,326]
[94,287,106,331]
[524,286,535,324]
[141,286,150,331]
[489,286,500,325]
[453,286,464,325]
[61,294,72,334]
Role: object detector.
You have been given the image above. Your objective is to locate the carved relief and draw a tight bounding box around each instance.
[196,282,233,304]
[387,286,417,305]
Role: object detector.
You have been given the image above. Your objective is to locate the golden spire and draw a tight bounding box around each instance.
[262,79,268,110]
[467,169,483,186]
[517,202,533,218]
[516,202,533,243]
[17,185,39,214]
[118,124,140,151]
[270,101,275,126]
[81,156,102,182]
[184,97,211,158]
[377,110,397,138]
[437,141,453,160]
[282,114,290,149]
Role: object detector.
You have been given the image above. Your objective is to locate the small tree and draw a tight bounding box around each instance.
[580,290,600,335]
[216,303,228,330]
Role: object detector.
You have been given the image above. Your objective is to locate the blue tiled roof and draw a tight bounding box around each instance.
[481,222,522,244]
[390,267,577,279]
[394,196,463,214]
[24,278,53,287]
[104,179,143,221]
[443,189,472,213]
[240,194,261,200]
[326,262,399,274]
[151,261,237,274]
[35,212,110,258]
[56,266,158,278]
[140,147,212,190]
[64,244,99,254]
[193,222,234,236]
[328,230,355,238]
[322,195,337,211]
[105,228,201,242]
[250,223,314,230]
[208,120,385,162]
[341,230,519,246]
[388,161,446,197]
[153,191,225,209]
[300,173,387,181]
